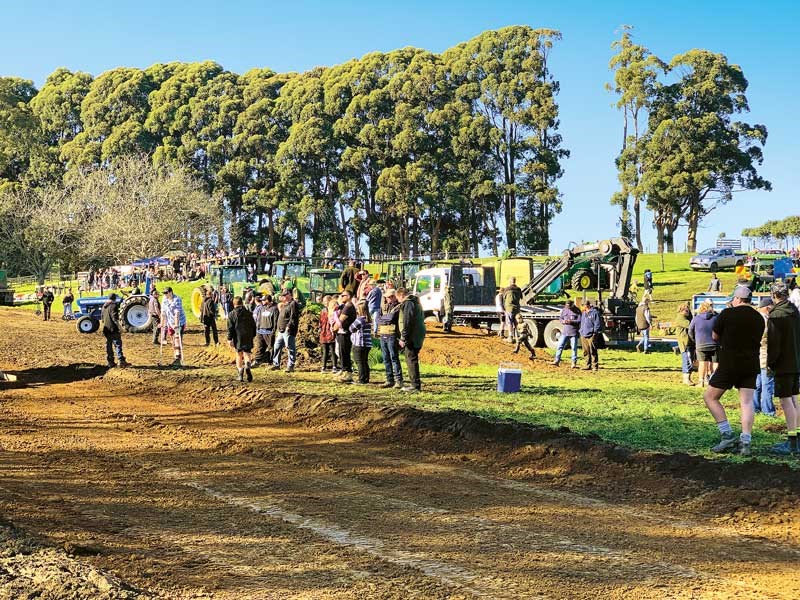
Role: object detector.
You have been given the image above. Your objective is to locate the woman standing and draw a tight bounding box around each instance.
[319,296,337,372]
[689,300,718,387]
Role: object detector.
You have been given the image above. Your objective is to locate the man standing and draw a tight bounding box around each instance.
[253,294,278,367]
[502,277,522,343]
[227,296,256,382]
[707,273,723,292]
[766,282,800,455]
[42,287,54,321]
[340,260,359,296]
[200,288,219,346]
[442,284,454,333]
[334,291,357,383]
[161,287,187,367]
[396,287,426,392]
[635,297,653,354]
[753,297,776,416]
[703,286,765,456]
[377,288,403,389]
[579,300,603,371]
[552,300,581,368]
[272,290,299,373]
[101,294,129,368]
[148,288,161,345]
[366,279,383,335]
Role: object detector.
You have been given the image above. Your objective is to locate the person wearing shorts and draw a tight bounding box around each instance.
[227,296,257,382]
[703,286,765,456]
[766,282,800,455]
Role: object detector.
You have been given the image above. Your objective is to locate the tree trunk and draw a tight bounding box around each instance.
[338,199,349,257]
[656,226,665,254]
[633,195,643,251]
[686,197,700,253]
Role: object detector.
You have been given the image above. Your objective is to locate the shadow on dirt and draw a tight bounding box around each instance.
[0,363,107,389]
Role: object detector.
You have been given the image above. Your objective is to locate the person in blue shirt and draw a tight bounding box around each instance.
[579,300,603,371]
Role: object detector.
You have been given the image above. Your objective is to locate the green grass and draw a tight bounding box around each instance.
[270,347,791,465]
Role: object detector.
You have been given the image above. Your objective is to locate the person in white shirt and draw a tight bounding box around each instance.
[160,287,187,366]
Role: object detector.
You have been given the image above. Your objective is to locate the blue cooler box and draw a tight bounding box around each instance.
[497,362,522,393]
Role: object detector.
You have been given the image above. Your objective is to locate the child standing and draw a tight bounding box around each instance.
[350,301,372,384]
[513,314,536,360]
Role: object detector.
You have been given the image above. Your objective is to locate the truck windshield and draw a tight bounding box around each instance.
[700,249,720,255]
[414,277,431,295]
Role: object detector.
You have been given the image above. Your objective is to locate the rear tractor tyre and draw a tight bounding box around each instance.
[191,287,205,319]
[120,296,152,333]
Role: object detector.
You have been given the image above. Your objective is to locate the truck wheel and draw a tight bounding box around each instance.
[120,296,152,333]
[76,316,97,334]
[542,320,564,350]
[735,259,744,267]
[571,270,596,291]
[710,262,719,272]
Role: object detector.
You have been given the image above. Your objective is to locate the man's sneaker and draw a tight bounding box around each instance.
[711,432,738,453]
[245,367,253,382]
[770,440,794,456]
[332,368,341,374]
[270,365,280,371]
[237,369,244,382]
[250,361,259,368]
[551,360,560,367]
[285,366,295,373]
[394,381,403,389]
[380,382,394,389]
[119,360,131,368]
[320,367,328,373]
[581,365,592,371]
[339,372,353,384]
[107,362,116,369]
[571,363,578,369]
[739,442,752,457]
[401,386,419,393]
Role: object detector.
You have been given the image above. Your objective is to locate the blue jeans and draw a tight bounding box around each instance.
[681,350,692,374]
[554,334,578,364]
[640,329,650,352]
[754,369,776,415]
[371,311,380,335]
[272,331,296,368]
[104,332,125,365]
[380,337,403,384]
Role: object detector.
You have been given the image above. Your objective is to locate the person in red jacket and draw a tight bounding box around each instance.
[319,295,336,372]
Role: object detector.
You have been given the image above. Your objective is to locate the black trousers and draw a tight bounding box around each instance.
[353,345,370,383]
[581,336,598,367]
[204,319,219,345]
[254,333,273,363]
[321,342,337,369]
[43,303,52,321]
[337,333,353,373]
[404,343,421,390]
[515,337,535,355]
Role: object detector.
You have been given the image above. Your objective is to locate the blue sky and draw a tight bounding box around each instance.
[2,0,796,254]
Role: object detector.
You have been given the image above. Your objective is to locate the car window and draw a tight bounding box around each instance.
[433,276,441,291]
[415,277,431,295]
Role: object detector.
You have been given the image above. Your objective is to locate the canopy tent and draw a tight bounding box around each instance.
[131,256,171,268]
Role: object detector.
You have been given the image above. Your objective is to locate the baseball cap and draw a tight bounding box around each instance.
[770,282,789,298]
[758,297,773,308]
[732,285,752,299]
[385,288,396,297]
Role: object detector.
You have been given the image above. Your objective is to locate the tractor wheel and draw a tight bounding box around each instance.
[542,319,564,350]
[120,296,152,333]
[571,269,597,291]
[259,280,276,296]
[76,316,98,334]
[190,287,205,319]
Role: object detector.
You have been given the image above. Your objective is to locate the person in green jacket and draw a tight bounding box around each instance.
[675,303,695,386]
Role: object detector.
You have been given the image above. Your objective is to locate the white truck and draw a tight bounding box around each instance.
[689,247,746,272]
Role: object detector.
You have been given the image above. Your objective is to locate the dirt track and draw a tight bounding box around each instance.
[1,308,799,599]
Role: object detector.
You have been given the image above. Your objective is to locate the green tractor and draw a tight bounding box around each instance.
[267,260,311,296]
[0,270,14,306]
[364,260,428,289]
[191,264,257,318]
[308,268,342,304]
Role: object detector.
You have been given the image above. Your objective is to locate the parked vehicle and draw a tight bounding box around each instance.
[0,270,14,306]
[689,247,745,271]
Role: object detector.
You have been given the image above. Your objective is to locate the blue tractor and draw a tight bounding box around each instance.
[74,286,154,335]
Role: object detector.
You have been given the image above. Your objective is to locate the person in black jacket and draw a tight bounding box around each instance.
[42,287,55,321]
[227,296,257,382]
[101,293,130,368]
[200,288,219,346]
[766,282,800,455]
[271,290,300,372]
[254,294,279,367]
[335,291,357,383]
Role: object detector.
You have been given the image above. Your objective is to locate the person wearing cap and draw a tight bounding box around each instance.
[271,289,299,373]
[148,287,162,345]
[766,282,800,455]
[101,293,130,368]
[253,294,278,367]
[160,287,187,366]
[703,285,765,456]
[396,287,426,392]
[376,287,403,388]
[753,296,776,417]
[578,300,603,371]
